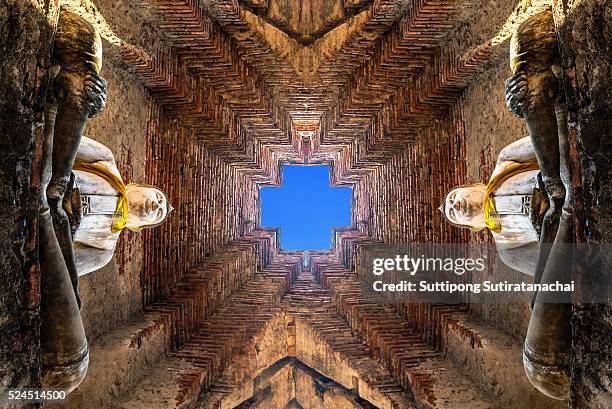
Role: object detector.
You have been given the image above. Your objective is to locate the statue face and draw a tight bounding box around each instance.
[125,186,169,229]
[444,186,486,229]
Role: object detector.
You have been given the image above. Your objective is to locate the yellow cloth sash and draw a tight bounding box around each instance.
[484,161,540,233]
[73,161,128,233]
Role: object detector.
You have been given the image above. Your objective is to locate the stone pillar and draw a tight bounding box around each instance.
[552,0,612,407]
[0,0,59,399]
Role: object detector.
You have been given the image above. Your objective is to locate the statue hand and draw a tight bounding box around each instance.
[505,73,528,118]
[540,177,566,244]
[84,72,107,117]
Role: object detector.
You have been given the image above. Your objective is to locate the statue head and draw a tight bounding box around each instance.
[125,185,172,230]
[439,184,487,231]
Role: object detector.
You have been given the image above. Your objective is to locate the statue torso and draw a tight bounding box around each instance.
[72,169,121,251]
[490,169,541,276]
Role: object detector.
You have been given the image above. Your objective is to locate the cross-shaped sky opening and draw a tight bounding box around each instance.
[260,165,352,251]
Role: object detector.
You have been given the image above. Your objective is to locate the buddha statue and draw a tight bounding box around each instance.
[39,10,171,393]
[441,8,572,401]
[39,9,104,394]
[68,135,171,277]
[441,136,544,276]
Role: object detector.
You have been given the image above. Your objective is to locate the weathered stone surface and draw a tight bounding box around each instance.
[0,0,58,400]
[553,0,612,407]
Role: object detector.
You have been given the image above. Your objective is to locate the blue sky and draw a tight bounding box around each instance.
[260,165,352,250]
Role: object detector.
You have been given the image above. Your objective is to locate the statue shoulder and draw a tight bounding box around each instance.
[73,167,121,196]
[76,136,116,164]
[73,241,116,276]
[498,137,535,162]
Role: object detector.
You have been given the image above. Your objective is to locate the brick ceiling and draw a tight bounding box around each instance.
[119,0,492,172]
[78,0,519,407]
